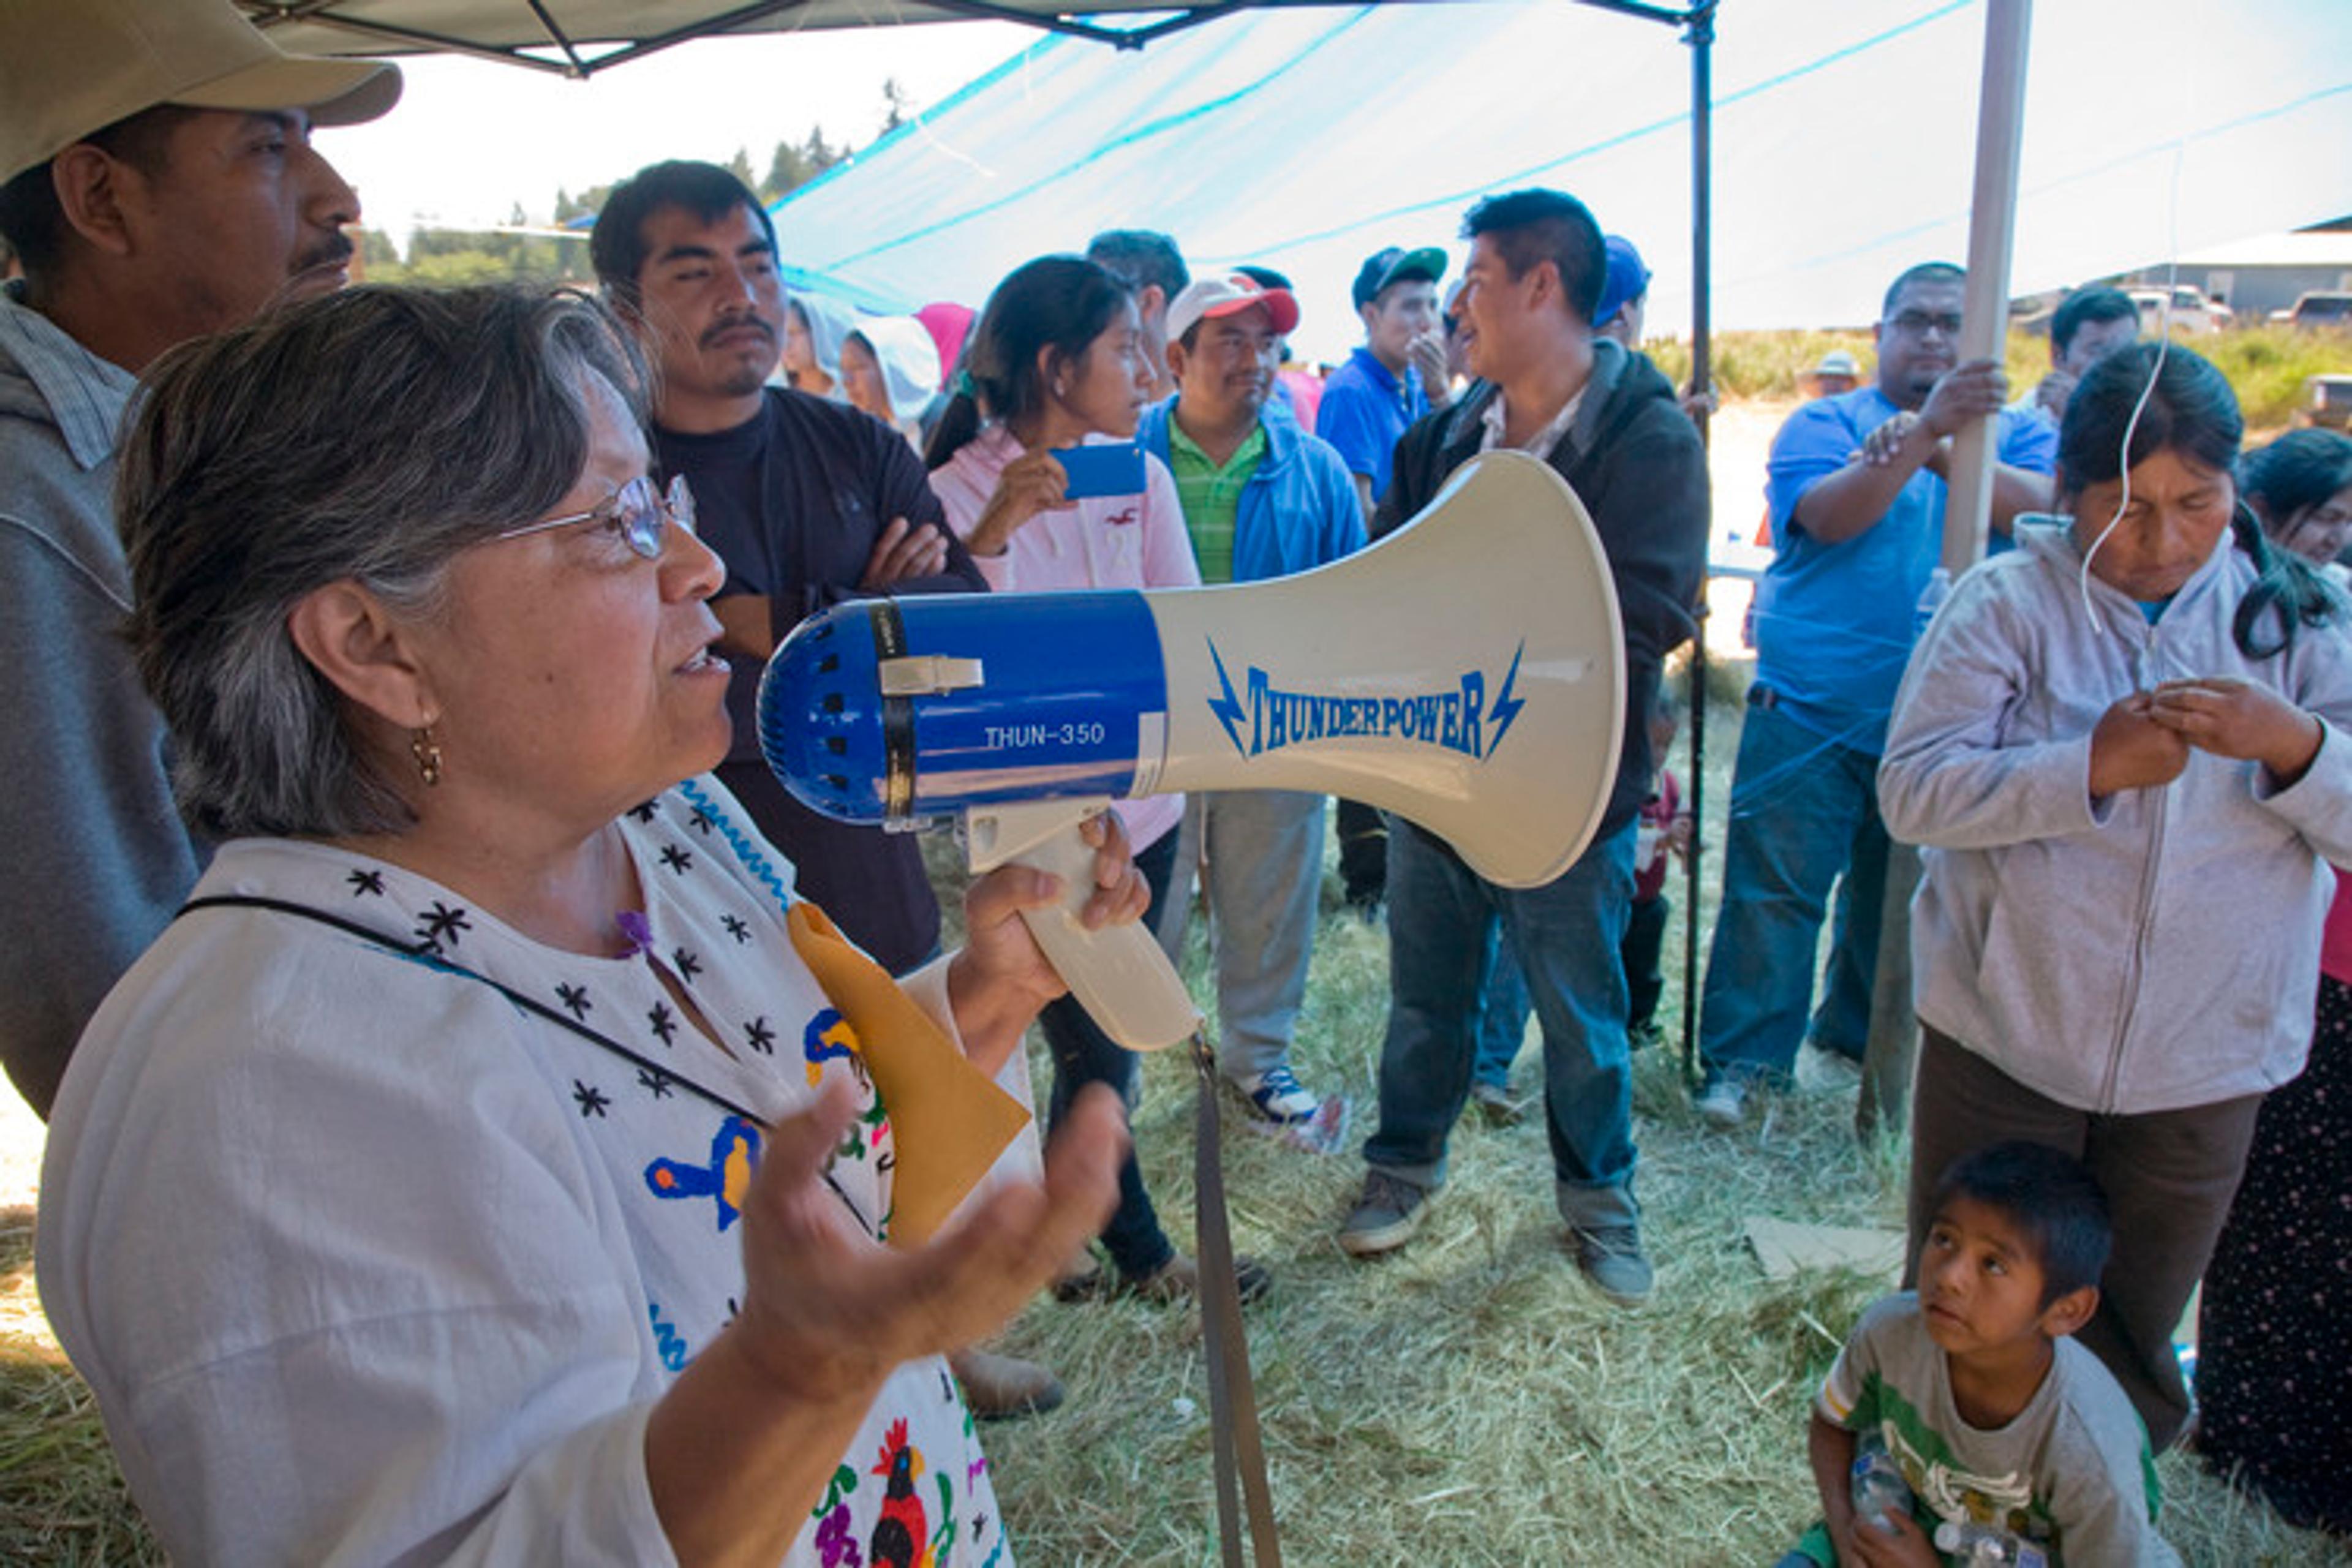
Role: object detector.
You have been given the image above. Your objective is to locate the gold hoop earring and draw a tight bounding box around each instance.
[410,726,443,787]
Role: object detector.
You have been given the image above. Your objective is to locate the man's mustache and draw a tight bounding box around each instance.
[702,314,778,349]
[295,233,356,273]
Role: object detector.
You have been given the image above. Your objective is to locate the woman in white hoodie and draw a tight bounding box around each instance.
[1879,343,2352,1454]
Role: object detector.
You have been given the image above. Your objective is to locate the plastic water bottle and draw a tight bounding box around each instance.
[1932,1519,2051,1567]
[1914,564,1953,638]
[1849,1449,1913,1536]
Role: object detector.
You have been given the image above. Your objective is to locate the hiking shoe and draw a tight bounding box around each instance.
[1121,1250,1272,1305]
[1570,1224,1655,1306]
[951,1347,1065,1420]
[1050,1248,1107,1303]
[1692,1074,1748,1129]
[1469,1079,1527,1127]
[1339,1170,1428,1257]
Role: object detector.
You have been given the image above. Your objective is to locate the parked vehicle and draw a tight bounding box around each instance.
[2302,374,2352,432]
[2128,284,2233,334]
[2271,291,2352,329]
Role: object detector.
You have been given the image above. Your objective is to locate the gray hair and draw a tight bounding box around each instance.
[119,284,650,840]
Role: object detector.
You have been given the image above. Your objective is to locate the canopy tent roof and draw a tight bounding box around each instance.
[748,0,2348,355]
[233,0,1523,74]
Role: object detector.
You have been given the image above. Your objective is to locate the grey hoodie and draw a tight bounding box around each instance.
[1880,518,2352,1115]
[0,284,202,1118]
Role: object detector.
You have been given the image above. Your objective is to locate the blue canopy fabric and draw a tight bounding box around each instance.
[772,0,2351,362]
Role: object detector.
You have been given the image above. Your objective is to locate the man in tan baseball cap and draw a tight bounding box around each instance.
[0,0,399,1119]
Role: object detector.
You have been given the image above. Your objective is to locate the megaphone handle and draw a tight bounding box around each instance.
[965,802,1203,1052]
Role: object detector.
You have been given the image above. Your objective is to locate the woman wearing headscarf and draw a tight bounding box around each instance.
[840,314,945,451]
[36,285,1136,1567]
[781,290,855,400]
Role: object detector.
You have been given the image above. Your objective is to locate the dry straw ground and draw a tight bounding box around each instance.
[2,679,2345,1565]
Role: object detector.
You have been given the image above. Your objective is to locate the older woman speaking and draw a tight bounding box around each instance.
[36,285,1134,1567]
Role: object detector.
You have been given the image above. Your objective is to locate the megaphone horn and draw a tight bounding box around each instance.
[761,449,1625,1048]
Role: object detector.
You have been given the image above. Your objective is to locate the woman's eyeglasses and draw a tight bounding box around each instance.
[496,473,697,560]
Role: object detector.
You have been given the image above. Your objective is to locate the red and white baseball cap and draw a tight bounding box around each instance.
[1166,273,1302,344]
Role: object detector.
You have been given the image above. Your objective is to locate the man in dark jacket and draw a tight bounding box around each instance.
[592,161,985,978]
[1337,190,1708,1304]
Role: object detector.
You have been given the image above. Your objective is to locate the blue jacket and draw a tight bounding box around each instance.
[1139,396,1366,583]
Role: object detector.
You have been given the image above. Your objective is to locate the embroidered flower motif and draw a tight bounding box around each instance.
[813,1502,863,1567]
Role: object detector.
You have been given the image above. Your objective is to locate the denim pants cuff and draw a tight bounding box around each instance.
[1555,1178,1638,1232]
[1364,1157,1441,1196]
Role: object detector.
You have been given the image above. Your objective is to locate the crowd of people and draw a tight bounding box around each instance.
[3,2,2348,1563]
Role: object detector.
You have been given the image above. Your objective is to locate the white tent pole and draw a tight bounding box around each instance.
[1858,0,2031,1140]
[1943,0,2032,573]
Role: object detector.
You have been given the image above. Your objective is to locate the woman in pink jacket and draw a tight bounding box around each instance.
[925,257,1262,1308]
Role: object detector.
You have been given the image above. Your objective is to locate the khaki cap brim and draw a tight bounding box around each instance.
[1,0,401,186]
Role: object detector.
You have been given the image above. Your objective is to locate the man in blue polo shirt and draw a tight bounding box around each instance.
[1694,261,2057,1127]
[1318,244,1450,522]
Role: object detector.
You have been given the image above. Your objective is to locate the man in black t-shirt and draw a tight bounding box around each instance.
[592,161,984,978]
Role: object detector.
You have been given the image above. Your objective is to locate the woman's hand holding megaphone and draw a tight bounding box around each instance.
[965,447,1074,558]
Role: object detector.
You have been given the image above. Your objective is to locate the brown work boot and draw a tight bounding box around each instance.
[1120,1250,1271,1305]
[949,1346,1065,1421]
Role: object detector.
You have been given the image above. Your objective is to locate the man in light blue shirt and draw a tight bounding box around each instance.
[1694,262,2057,1127]
[1317,244,1450,522]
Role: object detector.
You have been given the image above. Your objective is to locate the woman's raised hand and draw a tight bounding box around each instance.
[727,1078,1126,1406]
[965,447,1075,557]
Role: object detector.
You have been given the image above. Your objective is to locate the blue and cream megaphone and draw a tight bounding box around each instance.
[758,450,1624,1051]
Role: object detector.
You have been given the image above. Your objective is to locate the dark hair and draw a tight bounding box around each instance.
[924,255,1132,470]
[2242,428,2352,534]
[2062,342,2341,657]
[0,105,197,284]
[1460,189,1605,326]
[1929,1142,2111,1305]
[2049,286,2138,358]
[119,285,649,840]
[1882,262,1965,319]
[1084,229,1187,300]
[590,159,776,309]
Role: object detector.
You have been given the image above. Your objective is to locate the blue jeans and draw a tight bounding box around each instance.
[1698,693,1888,1088]
[1365,818,1640,1229]
[1041,827,1181,1278]
[1472,930,1531,1089]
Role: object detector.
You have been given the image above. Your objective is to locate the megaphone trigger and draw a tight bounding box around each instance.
[964,798,1204,1052]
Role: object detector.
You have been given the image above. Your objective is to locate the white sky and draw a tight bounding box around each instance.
[319,21,1036,238]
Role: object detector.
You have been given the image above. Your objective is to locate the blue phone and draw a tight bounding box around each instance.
[1050,441,1147,500]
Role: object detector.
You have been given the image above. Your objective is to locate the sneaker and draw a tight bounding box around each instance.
[1570,1224,1654,1305]
[1121,1250,1272,1306]
[1468,1079,1526,1127]
[1237,1064,1321,1124]
[1796,1041,1865,1095]
[951,1346,1065,1420]
[1338,1170,1428,1257]
[1692,1074,1748,1129]
[1234,1066,1351,1153]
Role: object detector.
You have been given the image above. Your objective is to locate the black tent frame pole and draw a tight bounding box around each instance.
[1681,2,1714,1085]
[1588,0,1716,1084]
